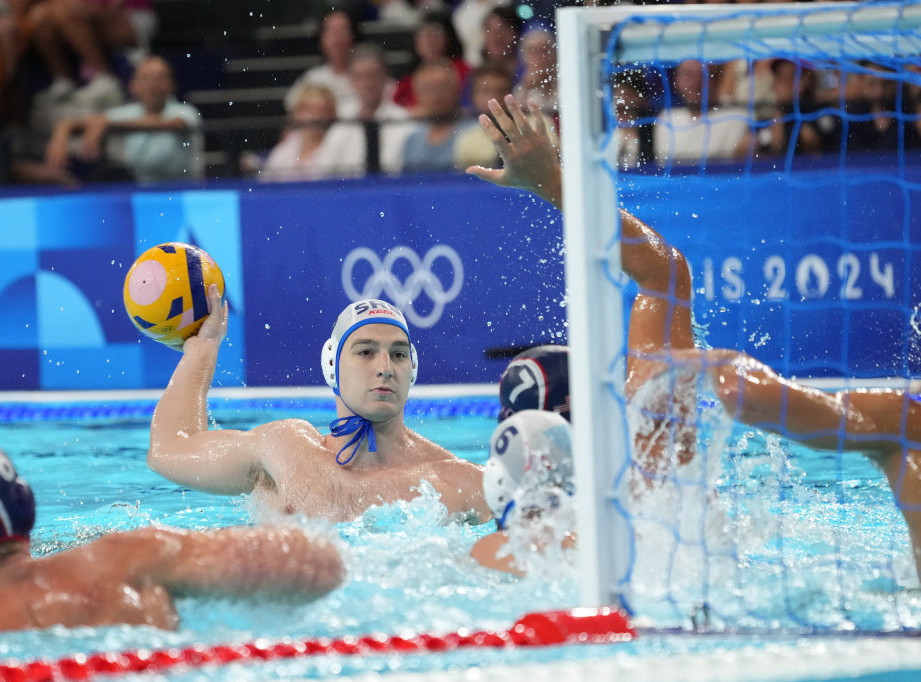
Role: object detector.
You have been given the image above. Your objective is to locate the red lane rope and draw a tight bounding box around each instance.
[0,608,634,682]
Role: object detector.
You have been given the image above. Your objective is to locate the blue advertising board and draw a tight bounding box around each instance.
[237,175,565,386]
[622,157,921,379]
[0,176,565,390]
[0,157,918,391]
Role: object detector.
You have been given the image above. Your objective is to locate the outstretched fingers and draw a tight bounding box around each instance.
[465,109,512,186]
[479,110,512,154]
[501,95,536,139]
[523,97,549,139]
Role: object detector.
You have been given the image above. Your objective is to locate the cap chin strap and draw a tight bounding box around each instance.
[329,392,377,466]
[496,499,516,531]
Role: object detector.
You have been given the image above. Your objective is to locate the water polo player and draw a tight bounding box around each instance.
[148,291,490,524]
[470,410,577,576]
[0,447,342,631]
[0,449,36,547]
[498,345,571,423]
[470,93,921,580]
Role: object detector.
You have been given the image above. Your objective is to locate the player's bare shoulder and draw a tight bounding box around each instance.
[252,419,329,478]
[244,417,344,516]
[404,427,460,461]
[404,428,483,479]
[254,417,326,444]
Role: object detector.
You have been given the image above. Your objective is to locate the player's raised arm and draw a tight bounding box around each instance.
[148,285,259,494]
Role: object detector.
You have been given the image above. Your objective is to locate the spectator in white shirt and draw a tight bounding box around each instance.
[654,59,749,165]
[261,82,337,182]
[317,43,413,177]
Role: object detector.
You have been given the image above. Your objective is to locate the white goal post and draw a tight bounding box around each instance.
[556,1,921,610]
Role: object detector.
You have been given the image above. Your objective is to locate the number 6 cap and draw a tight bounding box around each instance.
[498,345,571,423]
[483,409,573,529]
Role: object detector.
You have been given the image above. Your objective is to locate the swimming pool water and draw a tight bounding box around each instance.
[1,393,921,681]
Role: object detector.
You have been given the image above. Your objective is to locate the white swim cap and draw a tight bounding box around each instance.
[483,410,573,529]
[321,299,418,393]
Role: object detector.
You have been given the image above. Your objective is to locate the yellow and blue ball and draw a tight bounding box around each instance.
[123,242,224,350]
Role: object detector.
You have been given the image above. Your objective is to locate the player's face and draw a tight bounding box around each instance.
[338,324,412,420]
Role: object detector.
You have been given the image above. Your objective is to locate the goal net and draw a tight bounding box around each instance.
[557,1,921,632]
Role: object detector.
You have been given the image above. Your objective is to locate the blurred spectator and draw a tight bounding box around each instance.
[653,59,749,164]
[513,24,557,117]
[376,0,447,26]
[400,57,465,173]
[479,6,523,84]
[813,64,864,107]
[907,61,921,145]
[612,70,654,169]
[261,82,337,182]
[43,55,202,184]
[20,0,157,110]
[845,63,920,153]
[392,9,469,113]
[1,127,77,184]
[740,59,823,159]
[0,2,29,133]
[317,42,412,177]
[284,7,359,117]
[451,0,508,67]
[0,2,23,97]
[713,58,775,120]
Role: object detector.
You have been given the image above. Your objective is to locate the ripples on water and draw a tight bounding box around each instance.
[1,399,919,674]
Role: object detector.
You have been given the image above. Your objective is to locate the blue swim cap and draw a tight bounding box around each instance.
[498,345,570,423]
[0,450,35,544]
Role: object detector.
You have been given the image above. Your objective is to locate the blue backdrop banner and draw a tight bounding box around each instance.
[0,160,917,391]
[0,176,565,390]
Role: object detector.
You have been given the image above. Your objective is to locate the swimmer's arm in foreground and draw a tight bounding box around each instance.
[9,525,344,632]
[470,530,524,577]
[148,285,265,494]
[120,524,344,601]
[702,349,921,578]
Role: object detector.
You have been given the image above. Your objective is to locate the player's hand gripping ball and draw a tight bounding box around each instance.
[123,242,224,350]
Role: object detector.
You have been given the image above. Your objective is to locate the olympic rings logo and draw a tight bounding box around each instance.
[341,245,464,328]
